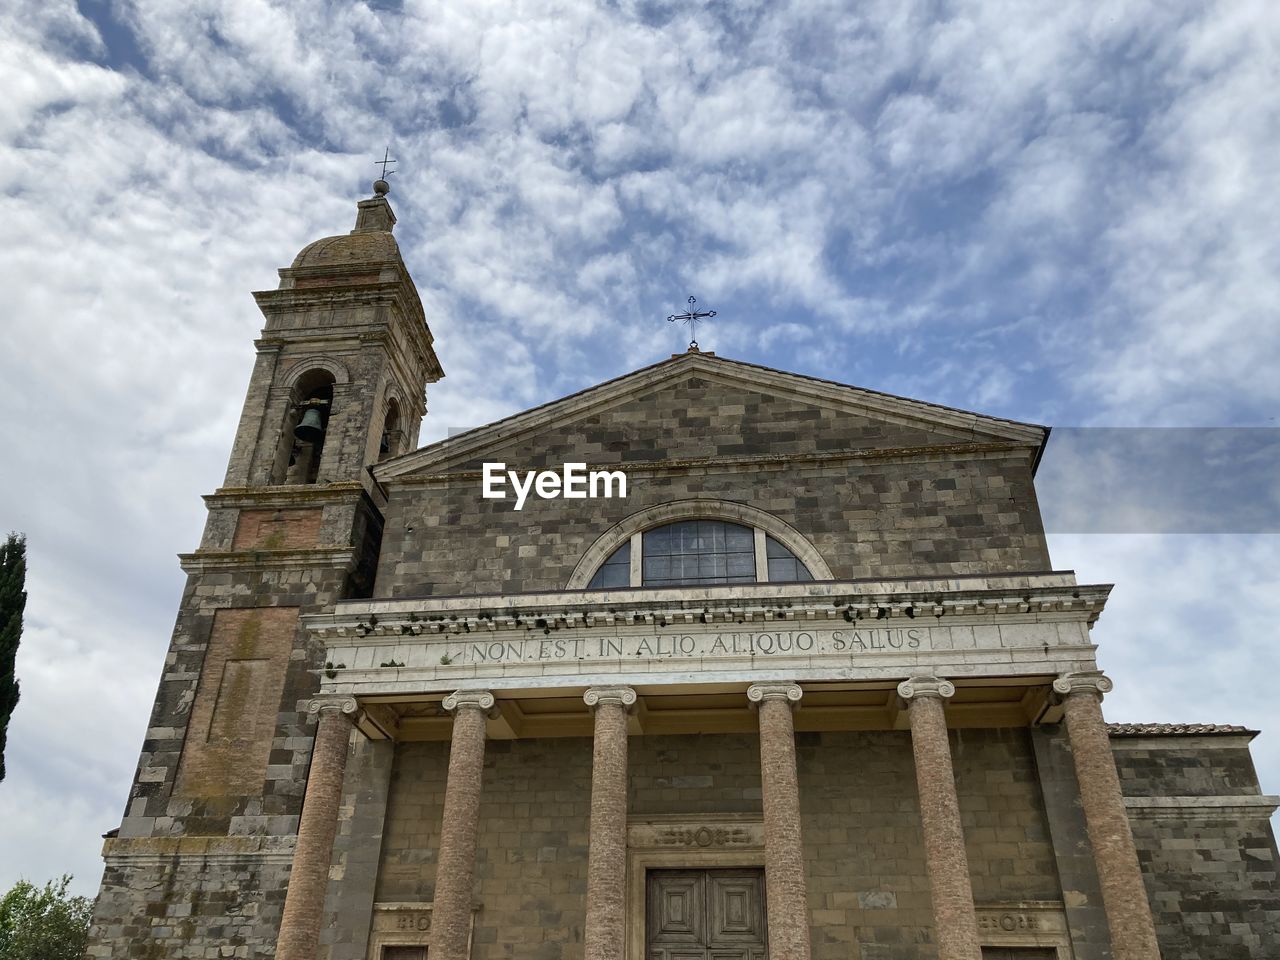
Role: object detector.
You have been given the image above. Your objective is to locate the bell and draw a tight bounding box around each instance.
[294,407,325,444]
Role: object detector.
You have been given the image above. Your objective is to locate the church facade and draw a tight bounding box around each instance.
[87,189,1280,960]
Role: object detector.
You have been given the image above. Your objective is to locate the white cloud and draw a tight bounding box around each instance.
[1051,533,1280,832]
[2,0,1280,898]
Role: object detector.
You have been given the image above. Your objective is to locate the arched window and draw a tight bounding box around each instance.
[586,519,814,589]
[378,398,402,462]
[274,369,334,485]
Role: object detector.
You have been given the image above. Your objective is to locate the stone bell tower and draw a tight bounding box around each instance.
[87,182,443,959]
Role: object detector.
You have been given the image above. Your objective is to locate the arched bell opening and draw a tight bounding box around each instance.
[378,397,403,463]
[276,369,335,485]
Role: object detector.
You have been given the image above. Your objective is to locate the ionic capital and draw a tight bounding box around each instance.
[747,682,803,710]
[1052,671,1113,702]
[306,695,362,723]
[443,689,498,717]
[584,686,638,713]
[897,676,956,702]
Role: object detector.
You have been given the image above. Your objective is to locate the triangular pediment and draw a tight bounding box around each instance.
[375,353,1047,480]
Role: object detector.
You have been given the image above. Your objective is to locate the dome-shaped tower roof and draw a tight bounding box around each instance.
[288,181,402,271]
[291,230,401,268]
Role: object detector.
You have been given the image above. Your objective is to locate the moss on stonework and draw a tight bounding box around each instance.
[232,614,262,659]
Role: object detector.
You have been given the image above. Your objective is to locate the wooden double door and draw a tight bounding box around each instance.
[647,869,768,960]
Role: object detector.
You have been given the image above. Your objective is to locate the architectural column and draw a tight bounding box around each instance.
[276,696,362,960]
[897,677,981,960]
[582,686,637,960]
[747,682,810,960]
[431,690,496,960]
[1053,673,1160,960]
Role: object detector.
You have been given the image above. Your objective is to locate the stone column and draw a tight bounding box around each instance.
[1053,673,1160,960]
[747,682,810,960]
[582,686,637,960]
[897,677,980,960]
[431,690,495,960]
[276,696,361,960]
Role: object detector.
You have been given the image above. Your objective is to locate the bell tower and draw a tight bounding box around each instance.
[223,179,442,493]
[87,182,442,959]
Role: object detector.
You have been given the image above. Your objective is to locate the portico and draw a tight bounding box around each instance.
[270,571,1160,960]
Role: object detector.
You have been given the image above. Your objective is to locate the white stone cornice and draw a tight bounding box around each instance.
[584,686,638,712]
[203,482,367,509]
[1053,671,1113,701]
[179,547,358,574]
[305,574,1108,697]
[747,682,803,709]
[897,676,956,701]
[308,574,1109,639]
[102,835,296,865]
[443,689,498,717]
[1123,794,1280,821]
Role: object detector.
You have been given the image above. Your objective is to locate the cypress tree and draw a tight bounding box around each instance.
[0,533,25,782]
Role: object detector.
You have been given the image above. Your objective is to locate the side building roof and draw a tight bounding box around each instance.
[1107,722,1257,738]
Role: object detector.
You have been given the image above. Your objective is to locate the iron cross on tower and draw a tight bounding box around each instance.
[375,147,397,179]
[667,296,717,351]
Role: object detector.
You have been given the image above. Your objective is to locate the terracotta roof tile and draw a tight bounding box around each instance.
[1107,722,1255,737]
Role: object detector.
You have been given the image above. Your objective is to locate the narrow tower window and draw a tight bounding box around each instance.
[378,398,403,462]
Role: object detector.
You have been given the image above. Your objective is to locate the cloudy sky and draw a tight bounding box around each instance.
[2,0,1278,896]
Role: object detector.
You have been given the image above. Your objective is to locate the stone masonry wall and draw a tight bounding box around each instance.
[1114,737,1263,797]
[88,846,293,960]
[114,560,350,841]
[1029,727,1111,960]
[376,375,1050,598]
[375,737,593,960]
[374,728,1061,960]
[88,494,383,958]
[798,729,1059,960]
[1112,736,1280,959]
[630,732,763,815]
[951,728,1060,904]
[321,736,396,960]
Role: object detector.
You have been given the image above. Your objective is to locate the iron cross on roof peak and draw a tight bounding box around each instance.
[667,296,717,352]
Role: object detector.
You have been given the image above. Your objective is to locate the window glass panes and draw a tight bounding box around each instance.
[765,535,814,582]
[587,539,631,589]
[587,524,817,588]
[641,520,756,586]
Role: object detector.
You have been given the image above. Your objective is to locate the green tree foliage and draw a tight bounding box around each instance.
[0,876,93,960]
[0,532,24,782]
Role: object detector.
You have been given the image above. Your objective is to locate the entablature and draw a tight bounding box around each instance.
[305,573,1106,703]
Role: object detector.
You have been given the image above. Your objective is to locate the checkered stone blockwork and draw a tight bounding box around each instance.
[376,375,1050,598]
[1112,733,1280,958]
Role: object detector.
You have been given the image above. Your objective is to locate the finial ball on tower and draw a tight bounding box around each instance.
[373,147,396,197]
